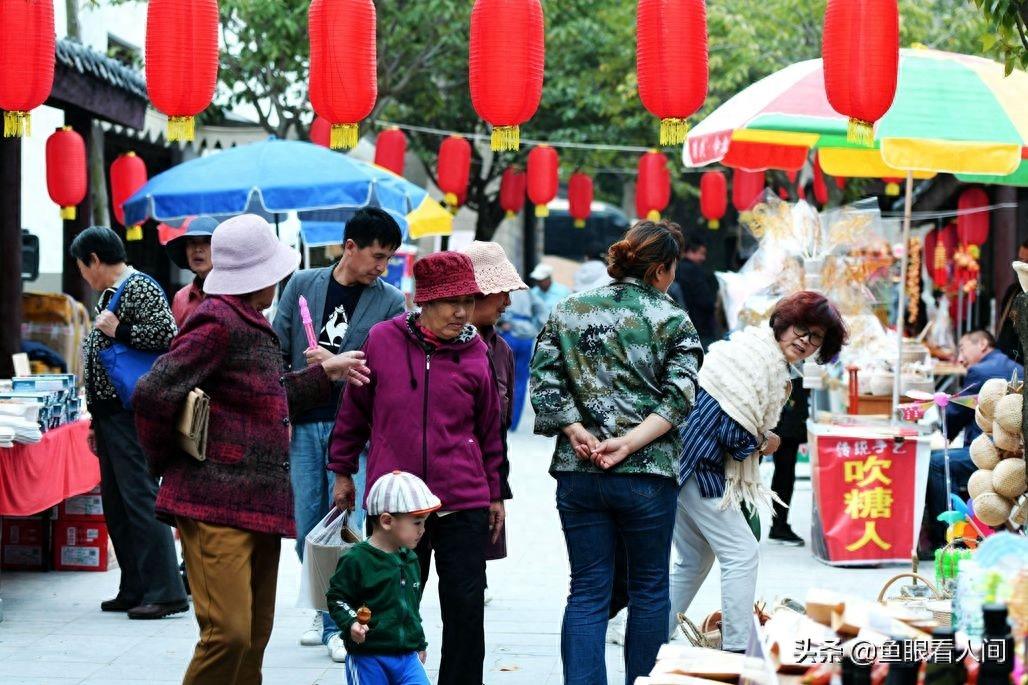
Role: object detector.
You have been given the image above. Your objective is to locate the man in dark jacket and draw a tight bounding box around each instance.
[994,239,1028,364]
[674,228,720,349]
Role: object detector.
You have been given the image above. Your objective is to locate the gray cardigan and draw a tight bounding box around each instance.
[273,266,406,373]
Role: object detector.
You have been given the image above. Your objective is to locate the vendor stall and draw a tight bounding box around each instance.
[0,420,97,517]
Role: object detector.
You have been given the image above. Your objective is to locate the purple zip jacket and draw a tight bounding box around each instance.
[328,312,504,510]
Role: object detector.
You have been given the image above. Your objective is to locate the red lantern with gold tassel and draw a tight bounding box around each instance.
[924,224,957,285]
[46,126,87,220]
[527,145,558,218]
[310,116,331,148]
[500,167,526,219]
[568,172,593,229]
[309,0,377,150]
[732,169,764,212]
[437,135,472,212]
[882,177,902,196]
[469,0,545,151]
[822,0,898,145]
[110,152,149,241]
[0,0,55,137]
[699,170,726,229]
[636,151,671,221]
[812,159,829,205]
[145,0,219,142]
[374,128,406,176]
[636,0,708,145]
[957,187,989,246]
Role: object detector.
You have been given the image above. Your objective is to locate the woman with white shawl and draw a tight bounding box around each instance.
[668,291,847,652]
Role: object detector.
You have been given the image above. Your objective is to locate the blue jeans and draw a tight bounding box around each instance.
[346,652,429,685]
[556,472,678,685]
[500,332,534,431]
[925,447,976,549]
[290,421,367,642]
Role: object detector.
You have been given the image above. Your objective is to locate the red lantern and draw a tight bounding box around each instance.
[46,126,87,220]
[732,169,765,212]
[924,223,957,285]
[469,0,545,151]
[374,128,406,176]
[636,151,671,221]
[568,173,594,229]
[146,0,219,142]
[822,0,899,145]
[636,0,708,145]
[834,176,847,191]
[883,177,902,196]
[527,145,559,218]
[310,116,331,148]
[957,187,989,246]
[500,167,526,219]
[437,135,472,211]
[699,170,726,229]
[309,0,377,150]
[110,152,148,239]
[812,160,829,205]
[0,0,55,137]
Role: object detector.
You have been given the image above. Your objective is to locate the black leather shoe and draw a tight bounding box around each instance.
[127,600,189,620]
[101,597,138,612]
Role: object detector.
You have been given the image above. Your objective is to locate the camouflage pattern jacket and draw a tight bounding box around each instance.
[530,278,702,480]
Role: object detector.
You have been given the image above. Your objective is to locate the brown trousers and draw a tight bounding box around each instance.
[177,517,281,685]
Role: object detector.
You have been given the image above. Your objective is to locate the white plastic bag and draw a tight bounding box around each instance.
[296,508,364,611]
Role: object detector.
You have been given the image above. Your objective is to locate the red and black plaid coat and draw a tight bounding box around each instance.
[135,295,330,537]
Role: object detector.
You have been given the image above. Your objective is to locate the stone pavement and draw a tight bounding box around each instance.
[0,414,901,684]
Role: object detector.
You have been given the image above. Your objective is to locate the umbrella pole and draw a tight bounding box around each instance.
[893,171,915,418]
[274,213,280,238]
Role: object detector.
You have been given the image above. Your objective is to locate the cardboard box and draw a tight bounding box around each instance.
[59,486,104,521]
[1,517,49,571]
[52,521,115,572]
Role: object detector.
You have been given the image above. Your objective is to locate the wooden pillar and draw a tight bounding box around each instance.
[993,185,1019,302]
[522,202,537,277]
[61,109,92,303]
[0,135,23,378]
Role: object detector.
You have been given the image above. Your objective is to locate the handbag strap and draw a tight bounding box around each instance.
[106,272,166,314]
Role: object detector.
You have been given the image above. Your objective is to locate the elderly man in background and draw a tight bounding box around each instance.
[530,263,571,322]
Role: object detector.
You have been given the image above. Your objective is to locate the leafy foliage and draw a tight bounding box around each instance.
[970,0,1028,74]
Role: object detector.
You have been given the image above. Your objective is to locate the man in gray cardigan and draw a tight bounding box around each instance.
[273,207,405,661]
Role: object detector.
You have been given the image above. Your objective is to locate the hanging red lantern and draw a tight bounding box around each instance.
[732,169,765,212]
[568,172,594,229]
[500,167,527,219]
[699,170,726,229]
[834,176,847,191]
[527,145,559,218]
[822,0,899,145]
[46,126,87,220]
[636,0,708,146]
[110,151,149,240]
[310,115,332,148]
[469,0,545,151]
[636,151,671,221]
[924,224,957,285]
[437,135,472,212]
[309,0,377,150]
[957,187,990,246]
[145,0,219,142]
[812,159,829,205]
[882,177,902,196]
[0,0,55,138]
[374,128,406,176]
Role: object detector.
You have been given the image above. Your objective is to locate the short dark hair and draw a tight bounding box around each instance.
[344,207,402,250]
[769,291,849,364]
[961,329,996,349]
[69,226,127,266]
[681,226,708,254]
[1020,238,1028,251]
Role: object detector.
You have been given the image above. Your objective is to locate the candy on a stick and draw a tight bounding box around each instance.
[356,606,372,625]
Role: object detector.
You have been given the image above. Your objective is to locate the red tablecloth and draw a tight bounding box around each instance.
[0,421,99,516]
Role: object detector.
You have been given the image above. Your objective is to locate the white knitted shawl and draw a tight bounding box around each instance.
[698,325,792,513]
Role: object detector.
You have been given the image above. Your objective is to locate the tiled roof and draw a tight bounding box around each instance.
[56,38,147,100]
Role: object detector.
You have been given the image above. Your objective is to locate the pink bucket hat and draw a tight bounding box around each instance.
[413,251,481,305]
[203,214,301,295]
[460,241,527,295]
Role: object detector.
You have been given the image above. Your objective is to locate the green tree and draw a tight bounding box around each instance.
[969,0,1028,73]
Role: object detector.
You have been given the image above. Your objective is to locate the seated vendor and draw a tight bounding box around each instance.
[922,330,1022,553]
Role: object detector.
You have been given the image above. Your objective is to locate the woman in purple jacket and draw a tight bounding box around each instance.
[329,251,504,685]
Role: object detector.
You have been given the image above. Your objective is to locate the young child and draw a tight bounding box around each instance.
[327,470,441,685]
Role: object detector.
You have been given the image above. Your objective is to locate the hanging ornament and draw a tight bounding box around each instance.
[636,0,708,145]
[46,126,87,220]
[906,236,921,325]
[732,169,765,213]
[110,152,149,241]
[636,150,671,221]
[957,187,990,246]
[374,127,407,176]
[469,0,545,151]
[699,170,726,229]
[309,0,377,150]
[0,0,55,137]
[568,172,594,229]
[437,135,472,212]
[527,145,559,217]
[500,166,527,219]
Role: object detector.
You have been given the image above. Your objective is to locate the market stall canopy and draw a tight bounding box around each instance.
[683,48,1028,179]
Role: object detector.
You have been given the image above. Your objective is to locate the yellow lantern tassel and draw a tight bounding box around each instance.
[885,182,900,196]
[60,206,76,220]
[3,111,30,137]
[126,225,143,241]
[491,125,520,152]
[534,204,549,218]
[658,118,689,146]
[330,123,359,150]
[573,219,586,229]
[846,118,874,146]
[646,210,661,221]
[167,116,197,142]
[505,210,516,220]
[708,219,720,230]
[444,192,458,209]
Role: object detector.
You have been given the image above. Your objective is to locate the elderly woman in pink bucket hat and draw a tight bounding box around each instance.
[134,214,371,685]
[329,251,505,685]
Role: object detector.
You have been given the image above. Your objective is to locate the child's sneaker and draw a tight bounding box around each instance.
[327,632,347,663]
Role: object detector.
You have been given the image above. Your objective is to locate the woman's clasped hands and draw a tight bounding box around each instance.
[563,422,632,471]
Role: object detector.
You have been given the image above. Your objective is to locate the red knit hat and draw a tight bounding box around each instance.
[413,251,482,305]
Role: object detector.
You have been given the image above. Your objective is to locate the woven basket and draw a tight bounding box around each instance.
[877,572,951,627]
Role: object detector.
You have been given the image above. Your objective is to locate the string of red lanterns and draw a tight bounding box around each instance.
[0,0,55,138]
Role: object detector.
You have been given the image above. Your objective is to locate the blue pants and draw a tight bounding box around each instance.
[556,472,678,685]
[925,447,976,549]
[290,421,367,642]
[500,332,534,431]
[346,652,429,685]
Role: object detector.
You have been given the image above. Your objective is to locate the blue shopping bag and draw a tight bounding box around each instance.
[98,274,164,409]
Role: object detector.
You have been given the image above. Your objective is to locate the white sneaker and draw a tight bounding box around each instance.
[605,609,626,645]
[299,612,323,647]
[327,632,347,663]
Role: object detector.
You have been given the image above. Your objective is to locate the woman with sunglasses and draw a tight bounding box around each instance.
[668,291,847,652]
